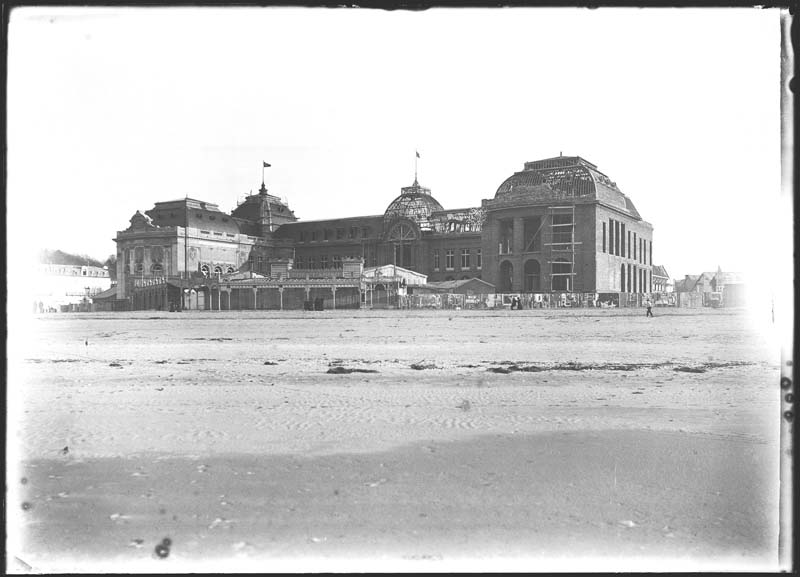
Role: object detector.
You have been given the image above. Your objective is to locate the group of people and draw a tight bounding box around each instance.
[504,295,654,315]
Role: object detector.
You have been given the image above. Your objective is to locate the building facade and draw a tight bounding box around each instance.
[115,155,654,309]
[33,264,112,312]
[481,156,653,295]
[114,184,296,308]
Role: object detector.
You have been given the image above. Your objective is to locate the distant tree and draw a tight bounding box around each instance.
[103,254,117,281]
[39,249,104,268]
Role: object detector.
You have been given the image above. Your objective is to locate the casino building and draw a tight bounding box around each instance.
[114,155,653,309]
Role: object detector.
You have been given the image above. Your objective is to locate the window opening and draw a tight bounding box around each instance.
[551,258,571,291]
[602,222,606,253]
[524,259,541,292]
[609,219,614,255]
[524,216,544,252]
[499,220,514,254]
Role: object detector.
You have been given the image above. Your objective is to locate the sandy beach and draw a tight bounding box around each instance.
[6,308,782,572]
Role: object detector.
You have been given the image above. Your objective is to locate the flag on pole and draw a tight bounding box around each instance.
[263,161,271,167]
[416,151,420,158]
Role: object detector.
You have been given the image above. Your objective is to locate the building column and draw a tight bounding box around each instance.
[513,217,524,254]
[331,286,337,310]
[278,286,284,311]
[252,287,258,310]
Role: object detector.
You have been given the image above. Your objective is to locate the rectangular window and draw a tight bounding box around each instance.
[311,230,318,242]
[445,249,455,270]
[621,223,626,257]
[320,255,328,268]
[627,263,631,292]
[627,230,631,259]
[615,221,620,256]
[433,251,440,271]
[602,222,606,253]
[299,231,306,242]
[476,248,482,269]
[349,227,357,239]
[362,227,370,238]
[609,219,614,255]
[333,255,342,268]
[648,240,652,265]
[323,229,330,241]
[295,256,304,268]
[336,228,345,240]
[461,248,470,269]
[633,232,637,261]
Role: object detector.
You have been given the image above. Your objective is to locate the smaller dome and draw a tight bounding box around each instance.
[383,180,444,231]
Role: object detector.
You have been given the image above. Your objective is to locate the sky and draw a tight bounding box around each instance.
[7,7,791,281]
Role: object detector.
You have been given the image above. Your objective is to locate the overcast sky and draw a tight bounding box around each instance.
[7,7,789,280]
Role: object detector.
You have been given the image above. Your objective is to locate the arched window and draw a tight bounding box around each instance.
[151,263,163,275]
[200,264,210,277]
[387,221,417,269]
[226,266,235,274]
[213,266,222,277]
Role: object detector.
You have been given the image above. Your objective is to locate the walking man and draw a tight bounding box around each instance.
[645,299,654,317]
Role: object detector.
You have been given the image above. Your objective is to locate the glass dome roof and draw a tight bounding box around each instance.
[383,180,444,231]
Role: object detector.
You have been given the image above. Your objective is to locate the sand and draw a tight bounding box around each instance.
[6,308,783,572]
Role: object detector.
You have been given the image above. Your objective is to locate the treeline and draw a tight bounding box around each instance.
[39,249,115,271]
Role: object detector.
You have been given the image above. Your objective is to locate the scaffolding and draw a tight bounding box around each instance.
[543,205,581,292]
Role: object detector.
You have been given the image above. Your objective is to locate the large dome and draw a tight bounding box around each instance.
[383,180,444,231]
[495,156,599,198]
[492,155,642,219]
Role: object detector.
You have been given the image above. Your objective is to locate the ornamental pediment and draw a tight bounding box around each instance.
[126,211,158,232]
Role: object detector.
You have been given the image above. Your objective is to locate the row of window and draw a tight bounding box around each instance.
[294,255,356,269]
[151,211,231,224]
[298,226,373,243]
[41,266,107,277]
[601,219,651,265]
[619,263,652,293]
[433,248,482,271]
[199,230,236,238]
